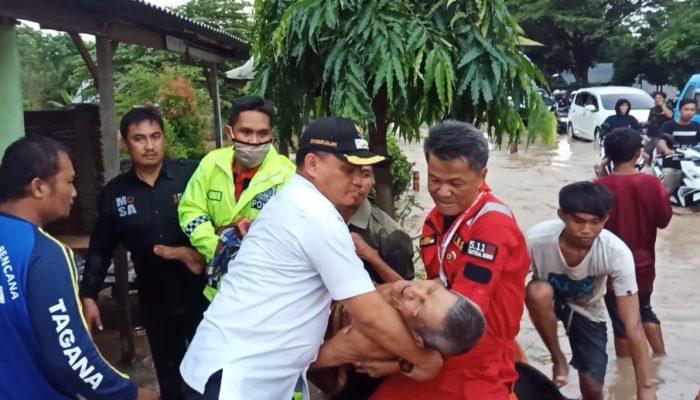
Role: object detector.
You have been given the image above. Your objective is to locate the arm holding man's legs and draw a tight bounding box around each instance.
[525,280,570,388]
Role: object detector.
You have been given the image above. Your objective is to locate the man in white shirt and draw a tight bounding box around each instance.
[179,117,443,400]
[525,182,655,400]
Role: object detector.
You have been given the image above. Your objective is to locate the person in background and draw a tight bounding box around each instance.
[526,182,655,400]
[656,98,700,195]
[178,96,295,301]
[341,165,415,284]
[599,98,642,143]
[644,91,674,158]
[0,136,158,400]
[596,128,672,358]
[80,107,205,400]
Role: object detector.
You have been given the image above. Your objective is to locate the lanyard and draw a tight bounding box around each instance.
[438,191,486,286]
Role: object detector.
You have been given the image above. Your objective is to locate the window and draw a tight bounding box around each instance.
[600,93,654,110]
[575,92,590,106]
[682,85,696,101]
[585,95,599,110]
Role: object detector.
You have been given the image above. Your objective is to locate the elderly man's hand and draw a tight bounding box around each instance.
[351,232,378,261]
[405,350,443,381]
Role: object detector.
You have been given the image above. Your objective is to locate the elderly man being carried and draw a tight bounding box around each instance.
[309,279,486,396]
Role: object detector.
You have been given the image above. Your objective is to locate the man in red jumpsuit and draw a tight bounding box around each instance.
[372,121,531,400]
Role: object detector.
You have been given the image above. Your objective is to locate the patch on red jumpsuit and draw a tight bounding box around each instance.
[466,239,498,262]
[420,235,437,247]
[464,263,492,284]
[452,235,466,251]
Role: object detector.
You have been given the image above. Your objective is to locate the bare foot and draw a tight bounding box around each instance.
[552,360,569,388]
[153,245,205,275]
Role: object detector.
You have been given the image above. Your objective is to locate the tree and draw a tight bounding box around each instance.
[174,0,253,40]
[17,25,85,109]
[509,0,655,83]
[654,0,700,87]
[251,0,556,213]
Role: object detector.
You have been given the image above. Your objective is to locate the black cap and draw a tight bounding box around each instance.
[298,117,387,165]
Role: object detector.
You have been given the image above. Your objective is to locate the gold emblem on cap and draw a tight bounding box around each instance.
[446,251,456,263]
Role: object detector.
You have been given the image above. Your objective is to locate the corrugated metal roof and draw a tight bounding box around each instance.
[126,0,248,45]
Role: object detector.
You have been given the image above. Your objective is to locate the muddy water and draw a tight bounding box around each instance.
[400,134,700,400]
[97,134,698,399]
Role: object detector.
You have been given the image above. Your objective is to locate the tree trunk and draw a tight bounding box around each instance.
[369,86,394,217]
[573,64,589,84]
[278,137,290,157]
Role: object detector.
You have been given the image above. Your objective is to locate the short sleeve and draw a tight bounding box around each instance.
[302,214,375,301]
[607,236,638,297]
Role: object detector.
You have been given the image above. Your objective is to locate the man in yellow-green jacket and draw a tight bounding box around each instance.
[178,96,295,300]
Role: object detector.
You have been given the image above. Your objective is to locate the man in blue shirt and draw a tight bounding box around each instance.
[0,136,158,400]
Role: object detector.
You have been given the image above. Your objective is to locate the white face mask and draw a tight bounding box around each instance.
[234,140,271,168]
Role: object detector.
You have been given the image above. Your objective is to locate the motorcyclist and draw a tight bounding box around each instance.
[599,99,642,143]
[644,91,674,158]
[656,99,700,195]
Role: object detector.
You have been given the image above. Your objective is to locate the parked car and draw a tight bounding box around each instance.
[675,74,700,124]
[568,86,654,141]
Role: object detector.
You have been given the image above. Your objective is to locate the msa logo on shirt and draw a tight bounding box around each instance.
[251,187,276,210]
[0,245,19,301]
[467,240,498,262]
[49,298,104,389]
[115,196,137,217]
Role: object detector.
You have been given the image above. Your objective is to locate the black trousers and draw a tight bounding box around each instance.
[182,370,223,400]
[141,296,208,400]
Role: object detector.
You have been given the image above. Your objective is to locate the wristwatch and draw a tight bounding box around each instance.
[398,358,414,373]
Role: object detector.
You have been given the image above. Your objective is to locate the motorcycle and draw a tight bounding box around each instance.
[556,106,569,134]
[652,145,700,207]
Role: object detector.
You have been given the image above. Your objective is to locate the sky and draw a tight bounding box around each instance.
[147,0,190,8]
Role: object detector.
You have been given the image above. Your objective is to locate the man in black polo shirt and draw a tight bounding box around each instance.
[657,98,700,195]
[80,107,207,400]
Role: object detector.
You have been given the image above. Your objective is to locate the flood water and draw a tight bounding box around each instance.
[400,134,700,400]
[96,133,699,399]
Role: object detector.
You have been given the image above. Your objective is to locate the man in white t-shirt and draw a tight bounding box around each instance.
[525,182,655,400]
[179,117,443,400]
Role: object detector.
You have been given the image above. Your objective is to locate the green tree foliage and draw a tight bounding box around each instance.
[17,0,254,158]
[157,69,211,159]
[252,0,556,212]
[174,0,253,40]
[654,0,700,86]
[17,26,84,109]
[509,0,654,83]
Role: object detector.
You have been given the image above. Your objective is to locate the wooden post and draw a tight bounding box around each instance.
[203,62,224,148]
[69,32,99,89]
[96,36,118,180]
[96,36,134,364]
[0,19,24,155]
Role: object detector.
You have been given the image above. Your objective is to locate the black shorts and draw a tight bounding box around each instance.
[605,290,660,339]
[554,299,608,382]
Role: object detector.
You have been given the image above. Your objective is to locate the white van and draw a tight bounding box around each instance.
[568,86,654,141]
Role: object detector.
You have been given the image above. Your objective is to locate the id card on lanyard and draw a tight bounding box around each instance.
[438,192,486,287]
